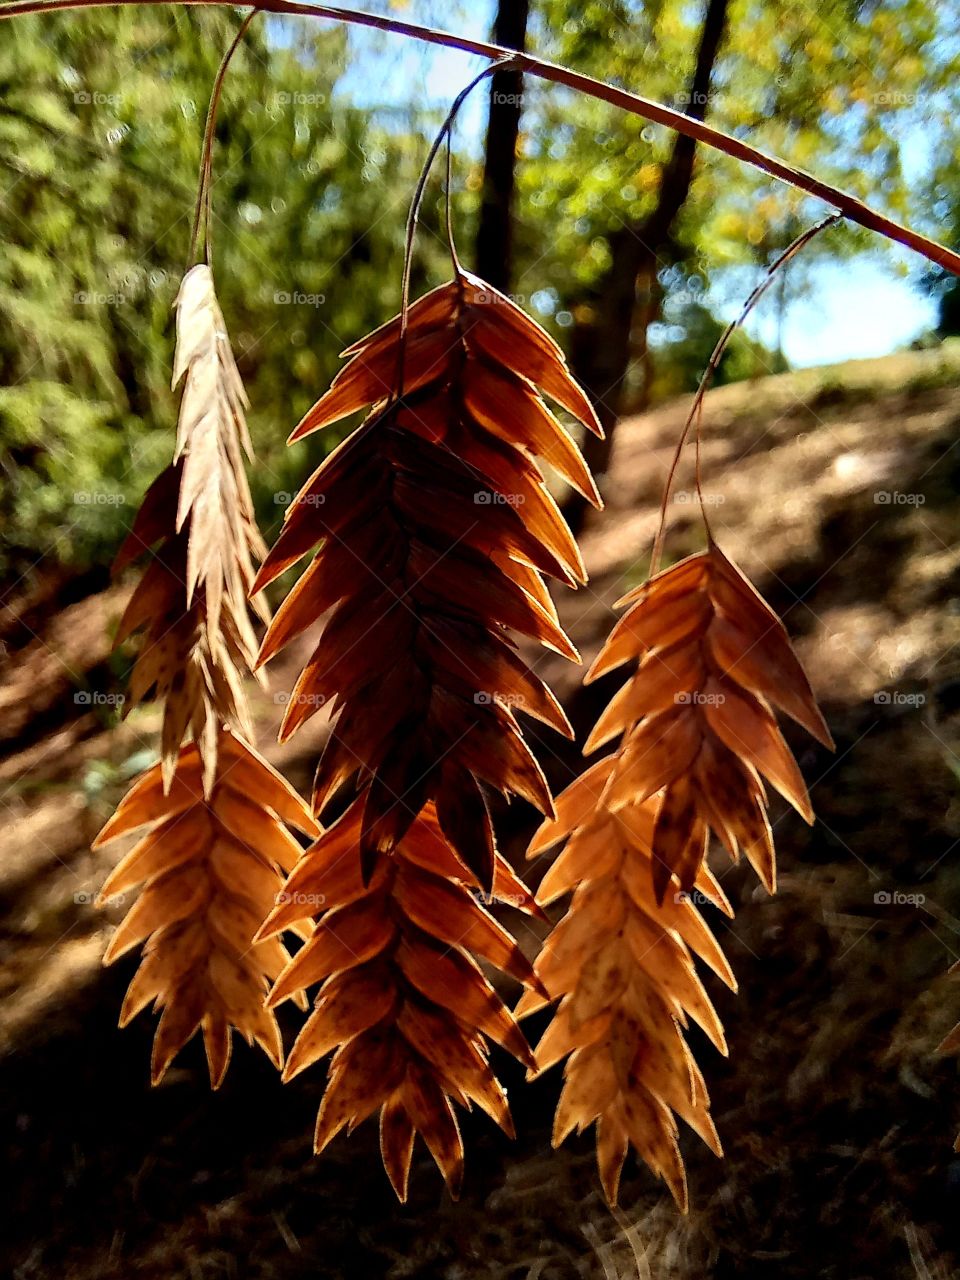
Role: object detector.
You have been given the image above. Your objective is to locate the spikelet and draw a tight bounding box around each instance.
[95,728,318,1086]
[171,263,266,642]
[522,537,833,1204]
[583,538,833,902]
[256,794,543,1199]
[115,264,268,793]
[101,265,317,1087]
[521,778,737,1207]
[253,267,602,890]
[97,732,317,1080]
[114,463,252,795]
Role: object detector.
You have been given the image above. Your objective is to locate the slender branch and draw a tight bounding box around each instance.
[2,0,958,278]
[649,212,842,578]
[188,7,259,268]
[393,59,513,398]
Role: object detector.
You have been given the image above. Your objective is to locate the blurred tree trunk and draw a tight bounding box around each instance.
[474,0,530,292]
[565,0,730,532]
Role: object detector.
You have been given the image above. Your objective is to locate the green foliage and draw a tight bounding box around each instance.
[506,0,960,329]
[0,8,449,576]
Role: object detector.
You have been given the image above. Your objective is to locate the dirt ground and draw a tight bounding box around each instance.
[3,343,960,1279]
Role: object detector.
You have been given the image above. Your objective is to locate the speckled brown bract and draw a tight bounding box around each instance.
[522,779,736,1208]
[256,796,543,1199]
[96,730,318,1085]
[254,267,602,891]
[584,539,833,902]
[525,537,832,1205]
[99,265,317,1087]
[113,264,268,796]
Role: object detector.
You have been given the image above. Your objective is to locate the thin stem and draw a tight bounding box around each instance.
[393,58,516,400]
[3,0,959,278]
[444,131,460,276]
[188,7,259,269]
[649,212,842,578]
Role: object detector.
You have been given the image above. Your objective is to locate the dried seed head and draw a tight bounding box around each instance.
[96,729,318,1086]
[526,540,831,1204]
[255,270,601,891]
[585,540,833,900]
[257,796,541,1199]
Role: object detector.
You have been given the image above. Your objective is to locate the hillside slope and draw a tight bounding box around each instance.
[2,344,960,1278]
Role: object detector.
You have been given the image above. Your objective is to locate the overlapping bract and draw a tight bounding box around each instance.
[171,264,266,642]
[521,771,737,1207]
[254,269,602,890]
[584,540,833,901]
[100,266,317,1088]
[96,729,318,1085]
[114,461,258,795]
[520,540,832,1204]
[114,265,267,793]
[256,797,542,1199]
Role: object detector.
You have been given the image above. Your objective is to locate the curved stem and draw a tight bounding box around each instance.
[444,131,460,277]
[188,7,259,269]
[393,58,515,400]
[2,0,959,278]
[649,212,841,578]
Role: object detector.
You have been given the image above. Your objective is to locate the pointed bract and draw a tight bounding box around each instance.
[97,730,318,1087]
